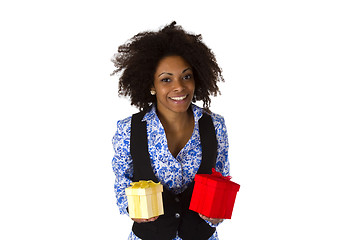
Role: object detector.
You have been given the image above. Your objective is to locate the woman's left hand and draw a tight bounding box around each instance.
[131,216,159,223]
[199,213,224,225]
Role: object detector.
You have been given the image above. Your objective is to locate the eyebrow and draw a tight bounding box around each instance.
[158,67,192,77]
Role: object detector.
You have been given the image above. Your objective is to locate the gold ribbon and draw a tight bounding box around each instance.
[130,180,161,189]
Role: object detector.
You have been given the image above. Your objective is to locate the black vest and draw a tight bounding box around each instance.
[130,110,217,240]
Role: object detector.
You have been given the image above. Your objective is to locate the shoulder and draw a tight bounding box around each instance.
[113,116,132,148]
[193,104,227,132]
[202,110,228,143]
[209,111,225,126]
[115,107,155,136]
[116,116,132,133]
[204,110,227,133]
[114,109,150,138]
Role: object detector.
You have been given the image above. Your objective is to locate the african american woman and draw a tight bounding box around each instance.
[111,22,230,240]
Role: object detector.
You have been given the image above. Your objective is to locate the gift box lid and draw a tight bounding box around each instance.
[125,180,163,196]
[195,168,240,191]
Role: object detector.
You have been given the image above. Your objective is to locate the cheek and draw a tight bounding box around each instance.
[155,86,170,99]
[189,80,196,93]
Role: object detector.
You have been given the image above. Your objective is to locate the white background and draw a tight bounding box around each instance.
[1,0,359,239]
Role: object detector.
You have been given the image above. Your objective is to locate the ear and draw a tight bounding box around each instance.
[150,86,156,96]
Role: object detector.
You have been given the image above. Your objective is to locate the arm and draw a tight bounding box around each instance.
[112,117,133,215]
[199,113,230,227]
[212,113,230,177]
[112,117,159,223]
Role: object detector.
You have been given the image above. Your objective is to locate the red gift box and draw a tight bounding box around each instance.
[189,168,240,219]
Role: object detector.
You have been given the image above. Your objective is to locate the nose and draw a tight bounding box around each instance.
[173,79,185,92]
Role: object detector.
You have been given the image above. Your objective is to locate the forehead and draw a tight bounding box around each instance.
[155,55,191,73]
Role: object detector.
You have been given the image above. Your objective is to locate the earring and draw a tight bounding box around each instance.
[150,90,156,95]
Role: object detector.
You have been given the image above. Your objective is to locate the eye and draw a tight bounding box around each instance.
[183,74,192,80]
[161,78,171,82]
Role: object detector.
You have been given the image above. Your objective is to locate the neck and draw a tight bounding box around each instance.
[156,106,194,132]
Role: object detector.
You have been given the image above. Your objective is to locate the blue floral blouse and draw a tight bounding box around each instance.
[112,104,230,240]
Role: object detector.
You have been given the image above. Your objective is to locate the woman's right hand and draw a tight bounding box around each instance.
[131,216,159,223]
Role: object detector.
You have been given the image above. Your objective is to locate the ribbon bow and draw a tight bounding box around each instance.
[211,168,232,180]
[130,180,158,189]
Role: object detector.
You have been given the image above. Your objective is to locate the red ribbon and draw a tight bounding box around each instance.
[211,168,232,180]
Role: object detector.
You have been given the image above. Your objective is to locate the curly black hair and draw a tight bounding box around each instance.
[111,21,224,111]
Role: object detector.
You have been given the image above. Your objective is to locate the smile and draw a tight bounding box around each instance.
[169,95,188,101]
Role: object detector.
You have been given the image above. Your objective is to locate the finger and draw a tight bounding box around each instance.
[132,216,159,223]
[199,213,205,219]
[199,213,210,221]
[198,214,224,224]
[132,218,148,223]
[148,216,158,222]
[131,218,142,223]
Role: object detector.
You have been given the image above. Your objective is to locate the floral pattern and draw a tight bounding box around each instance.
[112,104,230,240]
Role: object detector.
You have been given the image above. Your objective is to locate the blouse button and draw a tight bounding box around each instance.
[175,213,181,219]
[175,197,180,202]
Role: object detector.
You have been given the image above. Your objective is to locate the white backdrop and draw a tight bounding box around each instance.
[1,0,359,239]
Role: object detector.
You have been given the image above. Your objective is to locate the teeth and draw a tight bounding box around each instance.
[170,95,187,101]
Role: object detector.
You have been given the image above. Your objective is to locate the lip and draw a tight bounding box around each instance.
[169,94,188,102]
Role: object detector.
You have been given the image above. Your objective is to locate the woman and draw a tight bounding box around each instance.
[111,22,230,240]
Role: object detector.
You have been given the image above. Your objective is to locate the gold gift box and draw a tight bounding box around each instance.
[125,180,164,219]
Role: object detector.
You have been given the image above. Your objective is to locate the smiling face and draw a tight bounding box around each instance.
[152,55,195,116]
